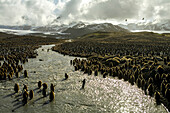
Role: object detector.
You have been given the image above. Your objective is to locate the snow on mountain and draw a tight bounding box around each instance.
[31,21,87,33]
[6,19,170,38]
[71,21,87,29]
[1,19,170,39]
[119,19,170,31]
[61,23,129,38]
[0,22,129,38]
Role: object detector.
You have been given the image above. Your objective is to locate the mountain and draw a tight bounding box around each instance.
[32,25,59,32]
[0,25,32,30]
[0,22,129,38]
[119,19,170,31]
[61,22,129,38]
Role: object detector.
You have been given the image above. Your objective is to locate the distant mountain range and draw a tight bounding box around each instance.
[0,25,32,30]
[0,20,170,38]
[60,22,129,38]
[119,20,170,31]
[0,22,129,38]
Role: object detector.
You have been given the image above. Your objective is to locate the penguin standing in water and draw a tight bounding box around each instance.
[23,84,28,91]
[22,84,28,96]
[43,83,48,89]
[65,73,68,80]
[23,89,28,105]
[81,79,86,89]
[38,81,42,89]
[14,83,19,93]
[42,83,48,97]
[49,91,55,102]
[42,88,47,97]
[29,90,34,100]
[49,83,55,102]
[50,83,54,92]
[24,70,28,78]
[47,49,50,52]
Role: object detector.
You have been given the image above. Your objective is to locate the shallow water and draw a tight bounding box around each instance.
[0,45,168,113]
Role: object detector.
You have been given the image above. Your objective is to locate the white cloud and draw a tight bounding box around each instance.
[59,0,170,24]
[0,0,57,26]
[0,0,170,26]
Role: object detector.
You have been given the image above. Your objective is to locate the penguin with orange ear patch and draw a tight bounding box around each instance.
[154,91,161,105]
[43,83,48,89]
[23,84,28,91]
[49,91,55,102]
[147,84,154,97]
[23,89,28,104]
[3,73,7,80]
[165,88,170,102]
[15,71,19,78]
[8,74,12,80]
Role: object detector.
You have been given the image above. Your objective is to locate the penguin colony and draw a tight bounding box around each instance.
[0,46,75,107]
[0,33,66,110]
[52,32,170,110]
[71,55,170,106]
[0,46,57,105]
[0,46,38,81]
[1,32,170,110]
[13,81,56,105]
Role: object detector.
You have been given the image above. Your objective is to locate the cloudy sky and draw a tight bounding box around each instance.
[0,0,170,26]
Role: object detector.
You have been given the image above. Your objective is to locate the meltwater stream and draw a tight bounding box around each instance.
[0,45,168,113]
